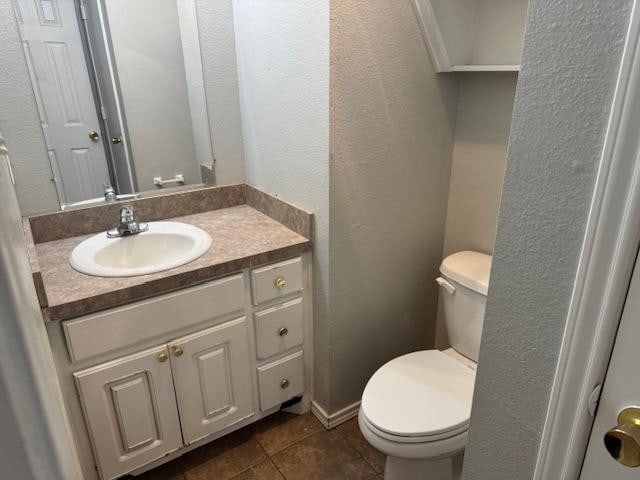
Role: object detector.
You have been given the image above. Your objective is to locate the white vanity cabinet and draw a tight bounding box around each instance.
[52,254,312,480]
[75,317,254,478]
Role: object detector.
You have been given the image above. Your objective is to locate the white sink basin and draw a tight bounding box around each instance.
[70,222,212,277]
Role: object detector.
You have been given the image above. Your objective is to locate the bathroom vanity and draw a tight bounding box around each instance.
[24,185,314,480]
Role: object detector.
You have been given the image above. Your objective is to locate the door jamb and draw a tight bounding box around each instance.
[533,1,640,478]
[77,0,137,194]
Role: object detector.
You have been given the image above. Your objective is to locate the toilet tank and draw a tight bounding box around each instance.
[437,251,492,362]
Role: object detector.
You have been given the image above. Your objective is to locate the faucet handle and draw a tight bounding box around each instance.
[120,205,134,223]
[104,184,117,203]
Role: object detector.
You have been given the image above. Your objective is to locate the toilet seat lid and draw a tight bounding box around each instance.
[361,350,476,439]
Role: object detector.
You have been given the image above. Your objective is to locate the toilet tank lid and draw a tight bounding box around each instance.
[440,251,492,295]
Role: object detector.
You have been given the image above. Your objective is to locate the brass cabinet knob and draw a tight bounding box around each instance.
[275,277,287,289]
[171,346,184,357]
[111,136,123,144]
[88,130,100,141]
[280,378,290,389]
[157,352,168,363]
[604,407,640,467]
[279,327,288,337]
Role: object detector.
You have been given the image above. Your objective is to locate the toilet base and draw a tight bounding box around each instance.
[384,452,464,480]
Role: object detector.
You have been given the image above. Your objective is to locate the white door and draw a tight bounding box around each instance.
[169,317,254,445]
[580,253,640,478]
[74,345,183,480]
[14,0,111,204]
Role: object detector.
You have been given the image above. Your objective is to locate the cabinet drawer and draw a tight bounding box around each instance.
[64,275,244,363]
[251,257,303,305]
[257,351,304,411]
[255,298,304,359]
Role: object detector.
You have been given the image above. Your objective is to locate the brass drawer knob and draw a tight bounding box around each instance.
[275,277,287,289]
[279,327,289,337]
[604,407,640,467]
[171,346,184,357]
[280,378,290,389]
[157,352,168,363]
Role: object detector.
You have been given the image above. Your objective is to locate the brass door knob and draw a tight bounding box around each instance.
[157,352,168,363]
[279,327,288,337]
[171,346,184,357]
[604,407,640,467]
[280,379,290,389]
[88,130,100,141]
[275,277,287,289]
[111,136,123,144]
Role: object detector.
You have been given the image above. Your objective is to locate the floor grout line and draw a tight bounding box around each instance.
[334,420,384,475]
[254,416,325,457]
[268,457,288,480]
[139,414,382,480]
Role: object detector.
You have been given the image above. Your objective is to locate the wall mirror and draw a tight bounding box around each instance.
[12,0,216,209]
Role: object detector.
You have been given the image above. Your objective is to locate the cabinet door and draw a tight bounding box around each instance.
[169,317,254,444]
[74,345,182,480]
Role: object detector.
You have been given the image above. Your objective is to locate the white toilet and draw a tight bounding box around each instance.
[359,251,491,480]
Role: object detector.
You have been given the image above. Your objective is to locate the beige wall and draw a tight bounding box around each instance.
[329,0,458,412]
[239,0,459,414]
[435,72,516,348]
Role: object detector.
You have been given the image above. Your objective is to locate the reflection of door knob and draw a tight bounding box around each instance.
[604,407,640,467]
[111,137,122,144]
[88,131,100,141]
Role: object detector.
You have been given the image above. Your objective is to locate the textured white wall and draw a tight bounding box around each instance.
[0,0,60,215]
[0,134,82,479]
[462,1,633,478]
[232,0,331,402]
[329,0,458,412]
[435,72,516,348]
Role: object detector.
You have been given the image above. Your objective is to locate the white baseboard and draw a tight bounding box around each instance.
[311,400,360,429]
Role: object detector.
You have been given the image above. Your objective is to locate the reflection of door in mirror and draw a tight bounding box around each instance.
[13,0,214,209]
[14,0,113,205]
[92,0,207,192]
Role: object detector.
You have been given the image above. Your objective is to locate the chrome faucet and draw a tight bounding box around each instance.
[107,205,148,238]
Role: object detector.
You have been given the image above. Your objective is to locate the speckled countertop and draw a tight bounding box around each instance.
[34,205,311,321]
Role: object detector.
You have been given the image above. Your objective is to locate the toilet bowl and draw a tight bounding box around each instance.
[359,251,491,480]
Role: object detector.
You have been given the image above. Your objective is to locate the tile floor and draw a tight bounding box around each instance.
[130,412,386,480]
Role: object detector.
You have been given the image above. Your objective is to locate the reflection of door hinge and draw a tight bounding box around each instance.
[587,384,603,417]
